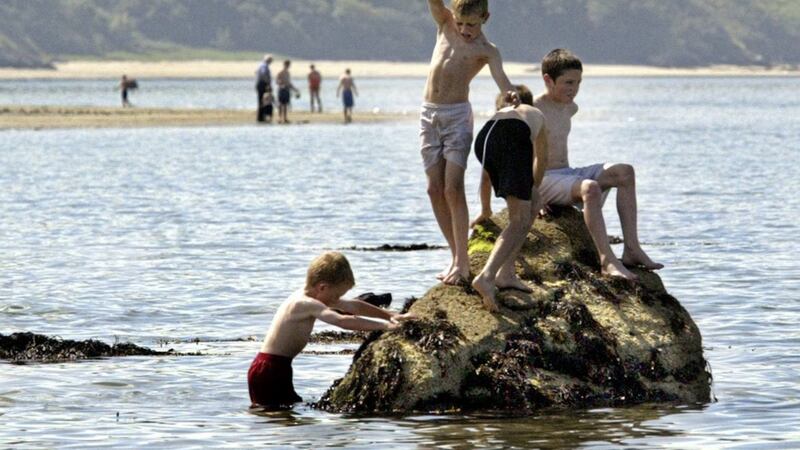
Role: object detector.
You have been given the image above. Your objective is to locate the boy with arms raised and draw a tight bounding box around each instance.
[533,49,662,281]
[248,252,413,408]
[471,86,548,312]
[421,0,518,285]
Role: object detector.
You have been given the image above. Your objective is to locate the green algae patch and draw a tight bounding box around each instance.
[468,222,499,255]
[316,207,711,414]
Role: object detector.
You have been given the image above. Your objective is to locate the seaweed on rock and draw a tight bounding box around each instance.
[316,207,711,414]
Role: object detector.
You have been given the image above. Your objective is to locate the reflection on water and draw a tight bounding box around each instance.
[2,77,800,447]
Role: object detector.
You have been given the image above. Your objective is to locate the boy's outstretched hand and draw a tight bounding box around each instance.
[391,312,417,324]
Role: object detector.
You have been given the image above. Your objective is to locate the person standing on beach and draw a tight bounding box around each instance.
[276,60,301,124]
[255,55,273,122]
[308,64,322,113]
[420,0,518,286]
[336,69,358,123]
[119,74,134,107]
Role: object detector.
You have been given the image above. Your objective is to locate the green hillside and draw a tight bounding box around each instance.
[1,0,799,68]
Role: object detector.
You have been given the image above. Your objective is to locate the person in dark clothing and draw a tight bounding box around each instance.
[255,55,273,122]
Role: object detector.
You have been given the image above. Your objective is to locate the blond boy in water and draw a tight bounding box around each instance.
[421,0,518,285]
[248,252,414,408]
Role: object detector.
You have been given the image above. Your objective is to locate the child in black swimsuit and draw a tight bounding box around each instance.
[470,90,549,312]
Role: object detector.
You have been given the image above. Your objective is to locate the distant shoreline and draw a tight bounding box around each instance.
[0,105,412,130]
[0,60,797,80]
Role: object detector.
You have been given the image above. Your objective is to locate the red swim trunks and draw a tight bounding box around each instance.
[247,352,303,408]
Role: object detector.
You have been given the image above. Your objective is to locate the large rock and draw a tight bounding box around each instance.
[316,207,711,413]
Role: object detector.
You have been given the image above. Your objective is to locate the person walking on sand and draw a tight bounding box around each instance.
[420,0,519,286]
[255,55,273,122]
[336,69,358,123]
[308,64,322,113]
[118,74,135,107]
[276,60,301,124]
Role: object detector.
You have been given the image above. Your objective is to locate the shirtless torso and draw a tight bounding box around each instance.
[338,74,355,91]
[533,94,578,170]
[424,21,498,104]
[259,290,321,358]
[276,69,292,89]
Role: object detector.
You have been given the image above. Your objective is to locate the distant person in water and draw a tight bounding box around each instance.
[247,252,414,409]
[308,64,322,113]
[262,87,275,124]
[533,49,663,281]
[470,85,548,312]
[276,60,301,124]
[336,68,358,123]
[255,54,273,122]
[118,74,136,107]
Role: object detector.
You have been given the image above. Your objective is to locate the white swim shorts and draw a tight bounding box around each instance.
[539,163,610,207]
[419,102,474,171]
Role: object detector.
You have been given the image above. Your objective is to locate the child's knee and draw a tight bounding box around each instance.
[580,180,602,202]
[618,164,635,184]
[443,183,465,202]
[508,206,532,230]
[427,182,445,199]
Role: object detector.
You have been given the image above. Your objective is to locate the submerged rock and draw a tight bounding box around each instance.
[0,332,177,362]
[316,207,711,414]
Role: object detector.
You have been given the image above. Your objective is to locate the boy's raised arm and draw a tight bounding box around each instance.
[427,0,451,26]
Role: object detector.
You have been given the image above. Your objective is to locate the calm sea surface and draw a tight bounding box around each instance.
[1,76,799,448]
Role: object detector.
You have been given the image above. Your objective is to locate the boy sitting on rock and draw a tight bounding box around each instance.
[533,49,662,281]
[248,252,414,409]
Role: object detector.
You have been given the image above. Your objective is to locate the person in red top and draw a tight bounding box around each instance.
[308,64,322,113]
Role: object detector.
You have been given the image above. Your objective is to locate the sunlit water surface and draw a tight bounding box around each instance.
[1,77,799,448]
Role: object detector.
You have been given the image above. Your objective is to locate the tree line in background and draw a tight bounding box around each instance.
[1,0,799,68]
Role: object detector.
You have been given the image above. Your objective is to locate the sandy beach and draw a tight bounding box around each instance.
[0,60,797,80]
[0,105,411,130]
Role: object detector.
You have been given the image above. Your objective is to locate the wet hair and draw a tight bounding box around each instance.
[495,84,533,110]
[306,252,355,289]
[541,48,583,81]
[452,0,488,18]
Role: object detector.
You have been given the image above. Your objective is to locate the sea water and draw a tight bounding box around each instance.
[1,76,799,448]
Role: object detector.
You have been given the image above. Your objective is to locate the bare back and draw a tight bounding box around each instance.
[260,290,318,358]
[424,18,495,104]
[491,105,544,138]
[533,94,578,169]
[338,75,354,90]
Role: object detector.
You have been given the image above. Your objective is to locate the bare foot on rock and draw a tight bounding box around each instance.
[442,266,470,286]
[496,275,533,293]
[435,261,455,281]
[622,249,664,270]
[602,259,639,282]
[472,276,499,313]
